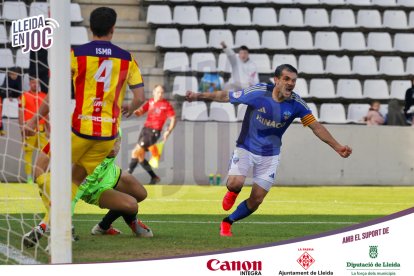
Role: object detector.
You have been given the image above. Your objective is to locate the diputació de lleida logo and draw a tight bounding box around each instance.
[369,246,378,259]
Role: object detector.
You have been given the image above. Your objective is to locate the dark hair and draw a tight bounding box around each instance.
[274,64,298,77]
[90,7,117,37]
[239,45,249,52]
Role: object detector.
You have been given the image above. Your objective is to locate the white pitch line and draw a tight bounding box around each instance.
[0,243,41,265]
[0,197,409,206]
[69,219,355,225]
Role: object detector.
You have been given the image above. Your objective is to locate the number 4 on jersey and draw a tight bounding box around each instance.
[94,60,113,92]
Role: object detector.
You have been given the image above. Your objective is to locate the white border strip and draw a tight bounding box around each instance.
[0,243,41,265]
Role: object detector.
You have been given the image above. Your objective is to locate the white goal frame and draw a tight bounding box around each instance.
[49,0,72,264]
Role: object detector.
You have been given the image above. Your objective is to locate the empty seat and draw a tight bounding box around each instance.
[304,9,330,27]
[0,25,8,43]
[234,30,261,49]
[383,10,408,29]
[337,79,363,99]
[209,29,233,49]
[341,32,366,50]
[307,103,318,119]
[309,79,336,98]
[200,6,224,25]
[399,0,414,6]
[390,80,410,100]
[29,2,49,17]
[15,49,30,69]
[269,0,293,2]
[209,102,237,122]
[352,56,378,75]
[363,80,390,99]
[226,7,251,26]
[394,33,414,52]
[252,8,277,27]
[249,54,272,74]
[319,104,347,124]
[288,31,313,50]
[70,3,83,22]
[293,78,309,98]
[406,57,414,74]
[154,28,180,48]
[379,56,405,76]
[147,5,172,24]
[173,6,198,25]
[70,26,88,45]
[272,54,297,70]
[298,55,324,74]
[357,10,382,28]
[2,2,27,20]
[325,55,352,75]
[218,53,232,73]
[331,9,356,27]
[367,32,393,51]
[347,104,370,123]
[320,0,345,3]
[172,76,198,96]
[163,52,190,72]
[2,98,19,118]
[279,8,304,27]
[182,101,209,121]
[237,104,248,121]
[345,0,371,4]
[0,49,14,68]
[314,32,340,51]
[261,31,287,50]
[372,0,396,5]
[191,53,216,72]
[182,29,207,49]
[0,73,4,87]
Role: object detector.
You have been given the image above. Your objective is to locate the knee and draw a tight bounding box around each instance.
[226,177,244,192]
[137,189,147,202]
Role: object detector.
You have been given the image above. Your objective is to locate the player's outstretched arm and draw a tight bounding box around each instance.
[308,121,352,158]
[185,90,230,103]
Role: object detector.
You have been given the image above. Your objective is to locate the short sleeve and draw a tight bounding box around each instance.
[128,55,144,89]
[141,101,150,113]
[229,84,267,107]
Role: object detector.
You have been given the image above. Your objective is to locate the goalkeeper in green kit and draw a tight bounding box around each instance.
[72,130,153,238]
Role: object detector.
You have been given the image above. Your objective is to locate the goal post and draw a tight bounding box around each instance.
[49,0,72,264]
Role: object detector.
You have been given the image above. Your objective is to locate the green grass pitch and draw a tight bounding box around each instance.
[1,184,413,264]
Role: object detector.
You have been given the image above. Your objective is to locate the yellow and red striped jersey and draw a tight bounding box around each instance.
[71,40,144,140]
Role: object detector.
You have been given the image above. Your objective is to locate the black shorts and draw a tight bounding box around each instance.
[138,127,161,149]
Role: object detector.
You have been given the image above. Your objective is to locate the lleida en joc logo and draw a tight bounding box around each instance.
[207,259,263,275]
[11,14,59,53]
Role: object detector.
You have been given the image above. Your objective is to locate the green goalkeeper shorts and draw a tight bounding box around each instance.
[76,157,121,206]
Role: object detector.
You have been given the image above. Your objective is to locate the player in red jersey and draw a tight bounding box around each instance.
[127,85,176,184]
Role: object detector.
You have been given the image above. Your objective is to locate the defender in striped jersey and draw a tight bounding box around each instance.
[186,64,352,237]
[24,7,145,189]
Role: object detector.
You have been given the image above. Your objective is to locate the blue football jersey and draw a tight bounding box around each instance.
[229,83,312,156]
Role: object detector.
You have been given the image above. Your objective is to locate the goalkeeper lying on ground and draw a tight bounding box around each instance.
[24,132,153,248]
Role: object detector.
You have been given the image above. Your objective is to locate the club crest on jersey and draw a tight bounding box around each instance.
[283,111,292,120]
[232,91,242,99]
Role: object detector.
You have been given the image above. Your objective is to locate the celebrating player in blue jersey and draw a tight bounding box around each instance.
[186,64,352,237]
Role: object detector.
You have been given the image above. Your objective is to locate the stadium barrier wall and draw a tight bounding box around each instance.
[1,118,413,185]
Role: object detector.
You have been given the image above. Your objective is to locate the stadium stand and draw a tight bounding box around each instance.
[1,0,413,125]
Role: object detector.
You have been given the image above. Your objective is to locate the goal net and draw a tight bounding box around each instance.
[0,0,72,264]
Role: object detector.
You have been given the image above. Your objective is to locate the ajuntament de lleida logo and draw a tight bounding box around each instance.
[369,246,378,259]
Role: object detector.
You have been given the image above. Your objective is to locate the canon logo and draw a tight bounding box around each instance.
[207,259,262,271]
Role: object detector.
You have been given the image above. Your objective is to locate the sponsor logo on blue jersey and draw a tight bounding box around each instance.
[256,114,286,128]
